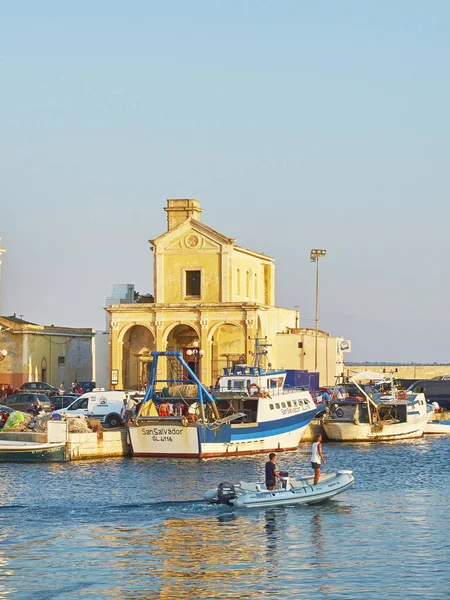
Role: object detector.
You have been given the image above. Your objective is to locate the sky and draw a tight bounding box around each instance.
[1,1,449,363]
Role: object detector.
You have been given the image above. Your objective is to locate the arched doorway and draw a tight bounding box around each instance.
[166,324,201,379]
[122,326,155,390]
[210,323,246,383]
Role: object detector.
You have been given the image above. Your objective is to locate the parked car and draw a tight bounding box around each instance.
[0,405,14,427]
[50,395,79,411]
[1,393,52,413]
[20,382,61,396]
[76,381,96,393]
[55,390,139,428]
[407,380,450,410]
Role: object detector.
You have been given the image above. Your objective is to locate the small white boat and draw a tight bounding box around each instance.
[424,420,450,434]
[323,371,429,442]
[204,470,354,509]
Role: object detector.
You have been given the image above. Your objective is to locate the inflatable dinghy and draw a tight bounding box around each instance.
[205,470,354,509]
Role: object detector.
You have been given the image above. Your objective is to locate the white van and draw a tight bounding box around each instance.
[55,390,140,428]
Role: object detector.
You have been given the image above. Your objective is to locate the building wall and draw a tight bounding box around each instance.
[274,330,343,386]
[0,325,93,388]
[93,331,110,390]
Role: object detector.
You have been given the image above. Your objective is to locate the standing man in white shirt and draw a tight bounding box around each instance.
[311,434,326,485]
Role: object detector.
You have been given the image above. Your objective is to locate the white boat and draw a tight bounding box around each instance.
[323,371,429,442]
[204,470,355,508]
[129,341,325,458]
[424,420,450,434]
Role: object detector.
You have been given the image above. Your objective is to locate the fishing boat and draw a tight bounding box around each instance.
[129,343,325,458]
[424,420,450,434]
[322,371,429,442]
[0,440,67,462]
[204,470,355,508]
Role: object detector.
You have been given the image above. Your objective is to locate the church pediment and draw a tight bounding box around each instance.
[151,218,235,252]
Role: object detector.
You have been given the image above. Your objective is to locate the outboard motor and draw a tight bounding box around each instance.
[217,482,237,505]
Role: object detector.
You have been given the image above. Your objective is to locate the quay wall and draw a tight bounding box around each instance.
[68,430,130,460]
[345,365,450,380]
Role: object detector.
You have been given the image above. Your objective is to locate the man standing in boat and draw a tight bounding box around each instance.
[311,434,326,485]
[265,453,284,490]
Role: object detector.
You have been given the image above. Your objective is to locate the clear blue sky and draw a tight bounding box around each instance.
[1,1,449,362]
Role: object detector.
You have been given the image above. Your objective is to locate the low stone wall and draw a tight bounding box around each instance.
[67,429,130,460]
[345,365,450,380]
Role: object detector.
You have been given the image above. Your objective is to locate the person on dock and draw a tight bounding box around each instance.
[120,398,127,424]
[311,434,326,486]
[59,381,66,392]
[265,453,284,491]
[125,394,139,426]
[158,401,169,417]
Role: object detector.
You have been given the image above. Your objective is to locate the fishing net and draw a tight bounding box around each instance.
[2,411,33,432]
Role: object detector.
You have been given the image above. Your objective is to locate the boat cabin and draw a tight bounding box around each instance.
[218,365,287,395]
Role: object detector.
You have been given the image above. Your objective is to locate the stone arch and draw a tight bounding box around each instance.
[208,322,246,383]
[118,322,155,345]
[164,323,202,377]
[121,325,155,390]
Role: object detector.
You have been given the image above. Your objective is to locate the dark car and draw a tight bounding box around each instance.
[50,395,79,411]
[76,382,96,393]
[20,382,61,396]
[1,393,52,413]
[407,380,450,410]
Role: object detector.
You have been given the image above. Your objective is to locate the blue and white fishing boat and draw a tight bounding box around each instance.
[129,345,325,459]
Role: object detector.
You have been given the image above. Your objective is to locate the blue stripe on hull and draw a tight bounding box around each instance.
[200,405,324,444]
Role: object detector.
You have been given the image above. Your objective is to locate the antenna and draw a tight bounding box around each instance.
[248,331,272,368]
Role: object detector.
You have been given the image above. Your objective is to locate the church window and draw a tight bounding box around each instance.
[237,269,241,295]
[185,270,201,297]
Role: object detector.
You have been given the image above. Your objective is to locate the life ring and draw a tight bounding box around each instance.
[248,384,260,397]
[397,390,407,400]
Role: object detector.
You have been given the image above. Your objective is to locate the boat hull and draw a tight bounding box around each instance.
[323,413,429,442]
[0,441,67,462]
[424,420,450,434]
[130,408,320,458]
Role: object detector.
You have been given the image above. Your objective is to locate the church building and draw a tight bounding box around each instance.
[107,199,348,389]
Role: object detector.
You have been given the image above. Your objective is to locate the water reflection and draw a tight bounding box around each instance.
[1,437,449,599]
[310,513,324,558]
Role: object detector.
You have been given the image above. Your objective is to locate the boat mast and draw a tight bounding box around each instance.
[249,334,272,369]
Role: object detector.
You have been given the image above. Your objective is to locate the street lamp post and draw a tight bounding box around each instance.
[310,249,327,372]
[186,340,205,380]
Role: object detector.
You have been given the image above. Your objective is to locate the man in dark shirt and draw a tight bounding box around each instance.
[265,452,284,490]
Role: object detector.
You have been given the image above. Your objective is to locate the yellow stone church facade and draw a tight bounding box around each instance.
[107,199,347,388]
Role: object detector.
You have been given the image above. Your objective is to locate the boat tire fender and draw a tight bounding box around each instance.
[248,384,260,397]
[335,408,344,418]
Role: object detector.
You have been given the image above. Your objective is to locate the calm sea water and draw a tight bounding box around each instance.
[1,437,449,600]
